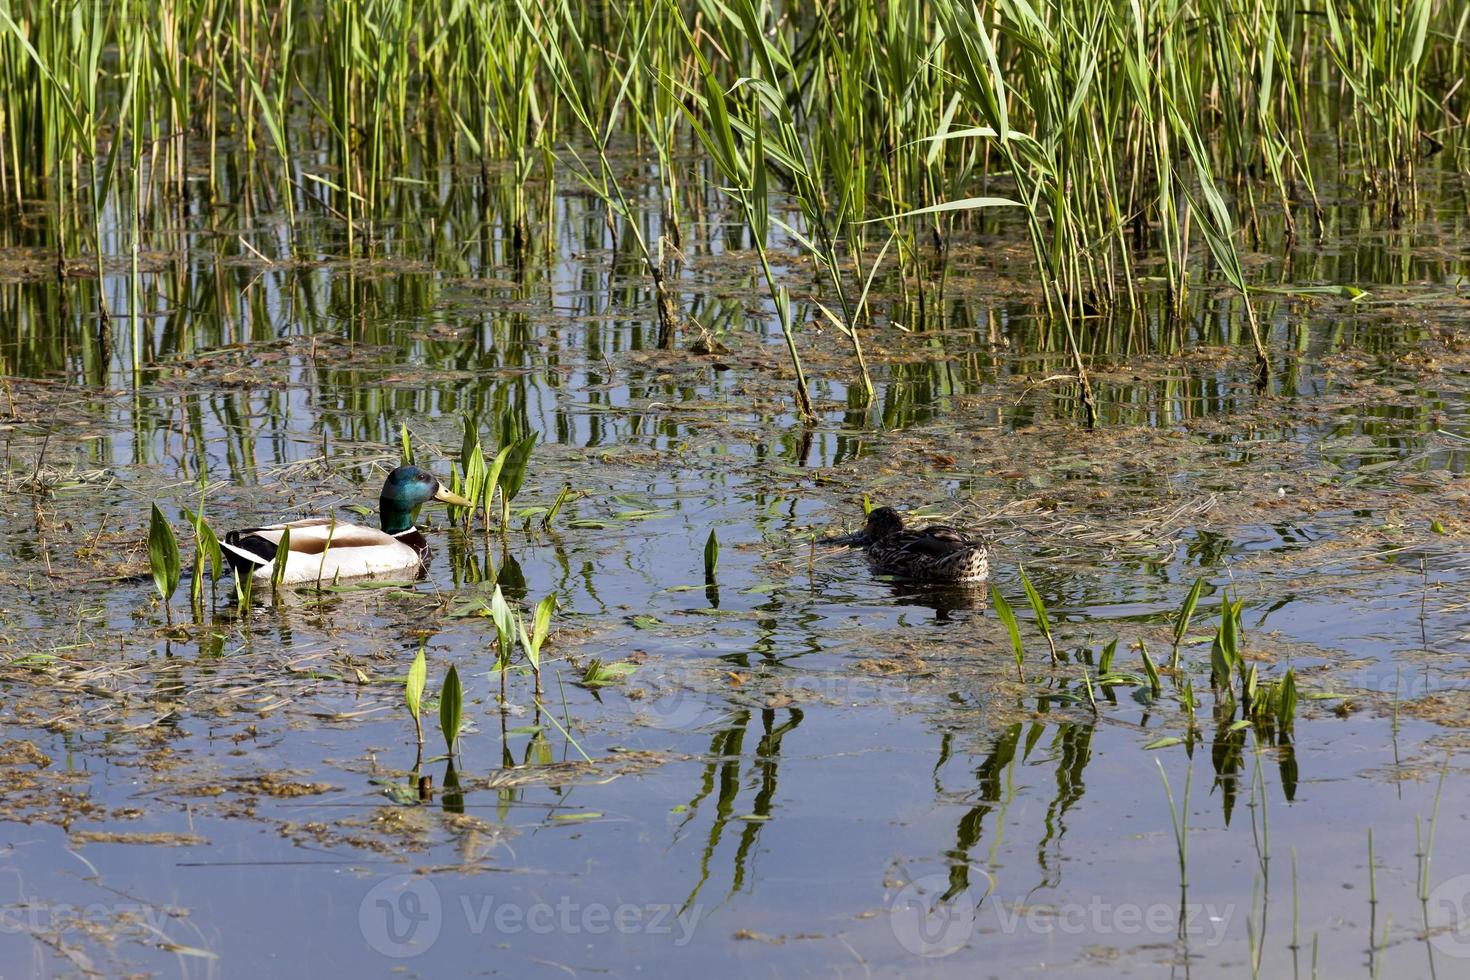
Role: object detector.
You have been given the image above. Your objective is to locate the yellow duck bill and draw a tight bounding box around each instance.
[433,484,474,507]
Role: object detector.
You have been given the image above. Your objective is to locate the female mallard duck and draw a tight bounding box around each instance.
[833,506,990,583]
[220,465,472,585]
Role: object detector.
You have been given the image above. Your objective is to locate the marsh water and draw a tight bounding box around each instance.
[3,164,1470,978]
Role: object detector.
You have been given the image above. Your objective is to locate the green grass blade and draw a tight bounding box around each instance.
[1173,577,1206,650]
[991,585,1025,680]
[270,526,291,597]
[542,485,572,530]
[1018,565,1057,663]
[1140,640,1162,696]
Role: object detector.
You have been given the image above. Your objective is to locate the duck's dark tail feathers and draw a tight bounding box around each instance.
[221,531,275,577]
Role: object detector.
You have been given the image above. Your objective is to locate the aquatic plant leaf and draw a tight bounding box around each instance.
[1145,737,1183,750]
[406,647,427,729]
[518,596,554,674]
[1211,593,1241,688]
[990,585,1025,678]
[1017,565,1056,662]
[270,526,291,596]
[460,414,480,475]
[1099,638,1117,674]
[498,435,537,503]
[190,548,204,609]
[578,659,638,688]
[489,585,517,668]
[1140,641,1162,696]
[1210,632,1231,691]
[484,444,511,514]
[1278,669,1297,732]
[863,195,1021,224]
[147,503,181,605]
[1173,577,1206,650]
[543,485,572,529]
[704,529,719,579]
[400,423,413,466]
[181,506,223,580]
[516,616,536,671]
[461,445,485,526]
[440,665,463,753]
[531,594,555,651]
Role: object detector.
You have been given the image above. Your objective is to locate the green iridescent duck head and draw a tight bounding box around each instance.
[379,465,472,534]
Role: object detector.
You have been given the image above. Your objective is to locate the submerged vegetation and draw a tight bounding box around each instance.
[1,0,1466,417]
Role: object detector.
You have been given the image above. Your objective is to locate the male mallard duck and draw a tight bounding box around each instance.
[832,506,990,583]
[221,465,472,585]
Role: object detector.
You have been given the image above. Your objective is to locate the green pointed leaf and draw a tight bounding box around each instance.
[406,648,427,723]
[148,504,181,604]
[1174,577,1206,648]
[543,485,572,529]
[991,585,1025,673]
[181,506,223,580]
[1279,668,1298,731]
[862,196,1021,224]
[440,665,463,752]
[270,526,291,595]
[578,658,639,688]
[498,435,537,503]
[483,444,511,513]
[1017,565,1052,643]
[516,617,536,671]
[1210,633,1231,691]
[490,585,516,667]
[704,529,719,579]
[460,414,481,475]
[532,594,555,650]
[1219,593,1239,663]
[1140,641,1162,696]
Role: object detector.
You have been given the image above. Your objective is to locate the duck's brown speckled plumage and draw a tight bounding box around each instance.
[835,507,990,583]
